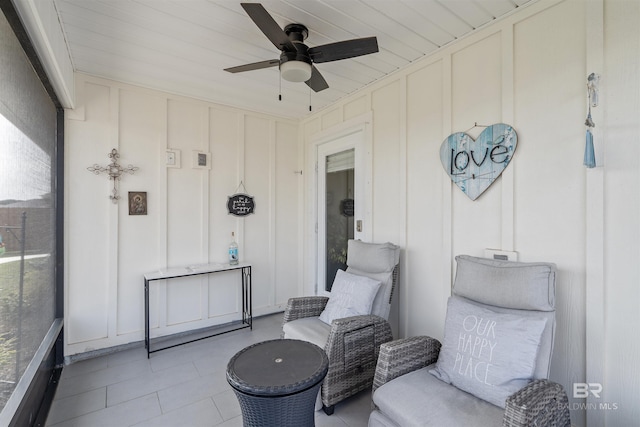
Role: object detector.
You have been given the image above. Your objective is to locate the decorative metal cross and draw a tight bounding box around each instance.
[87,148,139,203]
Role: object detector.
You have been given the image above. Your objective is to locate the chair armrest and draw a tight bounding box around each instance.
[325,314,393,357]
[282,296,329,324]
[321,314,393,407]
[372,336,442,396]
[503,379,571,427]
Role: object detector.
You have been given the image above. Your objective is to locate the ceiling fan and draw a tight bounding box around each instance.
[224,3,379,92]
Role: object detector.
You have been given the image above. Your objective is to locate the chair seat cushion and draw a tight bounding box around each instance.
[372,365,503,427]
[282,317,331,350]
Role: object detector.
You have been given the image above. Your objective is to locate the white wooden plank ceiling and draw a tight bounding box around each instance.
[53,0,536,119]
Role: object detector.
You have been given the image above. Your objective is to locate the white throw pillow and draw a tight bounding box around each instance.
[319,270,381,325]
[429,297,547,408]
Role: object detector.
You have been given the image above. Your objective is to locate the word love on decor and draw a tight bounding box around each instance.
[439,124,517,201]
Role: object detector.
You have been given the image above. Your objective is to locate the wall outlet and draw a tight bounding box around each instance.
[484,248,518,261]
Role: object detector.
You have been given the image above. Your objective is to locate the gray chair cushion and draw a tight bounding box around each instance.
[372,365,503,427]
[453,255,556,311]
[282,317,331,350]
[346,240,400,273]
[346,240,400,320]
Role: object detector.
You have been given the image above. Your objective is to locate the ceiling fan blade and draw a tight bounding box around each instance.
[224,59,280,73]
[240,3,296,52]
[305,65,329,92]
[308,37,378,63]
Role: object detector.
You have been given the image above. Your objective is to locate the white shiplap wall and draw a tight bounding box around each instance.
[65,73,300,354]
[301,0,640,425]
[601,0,640,425]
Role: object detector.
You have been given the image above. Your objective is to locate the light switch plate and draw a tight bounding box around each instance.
[484,248,518,261]
[166,149,181,168]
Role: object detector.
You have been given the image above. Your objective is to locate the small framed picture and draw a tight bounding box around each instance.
[128,191,147,215]
[192,150,211,169]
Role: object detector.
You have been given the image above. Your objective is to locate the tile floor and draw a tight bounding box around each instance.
[46,313,372,426]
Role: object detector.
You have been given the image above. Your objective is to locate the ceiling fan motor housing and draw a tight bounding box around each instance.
[280,45,311,66]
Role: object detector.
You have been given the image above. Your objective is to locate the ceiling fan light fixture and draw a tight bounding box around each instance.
[281,60,312,83]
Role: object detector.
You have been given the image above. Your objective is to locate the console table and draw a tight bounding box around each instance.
[144,262,251,358]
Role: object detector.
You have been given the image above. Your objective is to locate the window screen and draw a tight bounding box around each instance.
[0,9,58,413]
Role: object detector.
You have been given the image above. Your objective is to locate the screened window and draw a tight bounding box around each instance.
[0,9,58,415]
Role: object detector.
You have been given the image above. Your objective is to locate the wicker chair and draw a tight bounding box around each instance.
[282,240,400,415]
[369,255,571,427]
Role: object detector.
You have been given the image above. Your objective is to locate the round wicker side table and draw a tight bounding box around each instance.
[226,339,329,427]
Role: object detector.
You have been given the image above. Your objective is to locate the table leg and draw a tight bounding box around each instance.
[247,266,252,329]
[145,279,150,358]
[241,266,252,329]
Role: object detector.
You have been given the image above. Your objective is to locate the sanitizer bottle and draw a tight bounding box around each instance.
[229,232,239,265]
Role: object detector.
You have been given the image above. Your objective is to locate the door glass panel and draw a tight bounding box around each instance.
[325,149,354,291]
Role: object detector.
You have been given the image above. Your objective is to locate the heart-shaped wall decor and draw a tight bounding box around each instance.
[439,124,517,201]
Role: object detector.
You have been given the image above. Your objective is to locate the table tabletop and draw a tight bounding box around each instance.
[144,262,250,281]
[227,339,328,397]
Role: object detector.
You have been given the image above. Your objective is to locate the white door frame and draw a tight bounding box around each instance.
[308,113,373,296]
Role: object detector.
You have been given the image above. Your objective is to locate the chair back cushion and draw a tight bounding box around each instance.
[451,255,557,381]
[453,255,556,311]
[345,240,400,320]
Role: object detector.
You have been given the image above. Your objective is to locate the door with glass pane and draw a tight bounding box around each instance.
[316,130,367,296]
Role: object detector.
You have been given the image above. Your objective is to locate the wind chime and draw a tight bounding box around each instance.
[584,73,600,168]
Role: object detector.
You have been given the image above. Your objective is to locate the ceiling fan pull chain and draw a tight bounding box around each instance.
[309,87,312,112]
[279,71,282,101]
